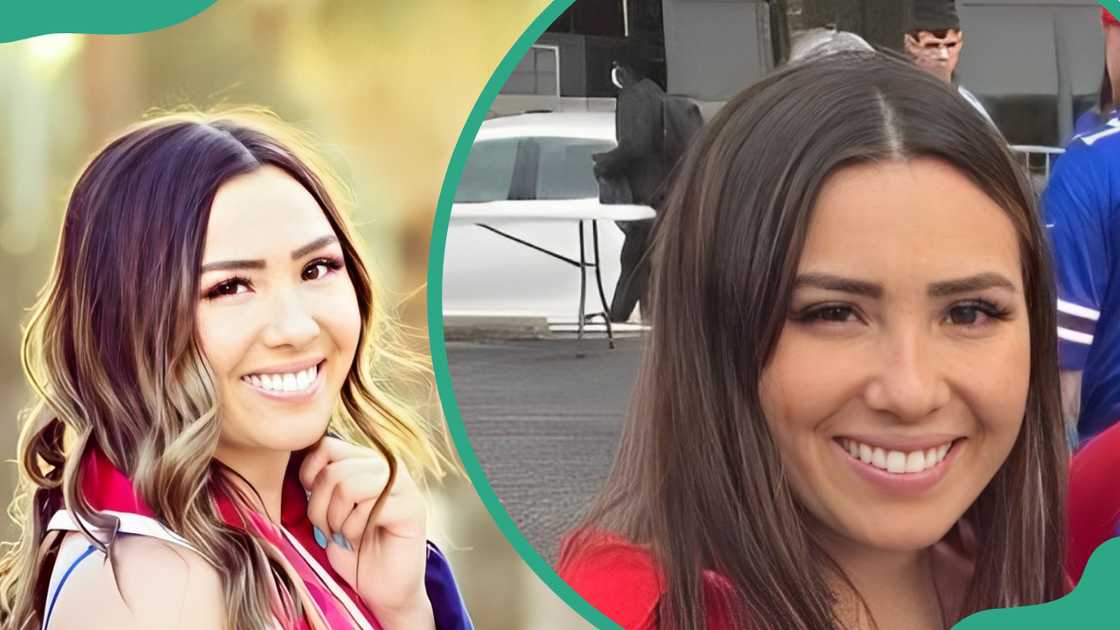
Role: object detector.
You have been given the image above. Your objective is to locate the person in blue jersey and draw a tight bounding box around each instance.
[1044,7,1120,446]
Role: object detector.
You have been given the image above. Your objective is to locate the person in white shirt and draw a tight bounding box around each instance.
[903,0,994,124]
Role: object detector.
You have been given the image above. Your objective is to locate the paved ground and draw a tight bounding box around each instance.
[446,336,642,562]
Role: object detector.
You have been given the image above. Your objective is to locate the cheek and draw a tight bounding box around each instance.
[761,327,853,437]
[195,307,255,380]
[956,321,1031,438]
[322,280,363,364]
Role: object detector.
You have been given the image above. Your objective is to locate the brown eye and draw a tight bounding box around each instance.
[947,305,980,325]
[303,263,329,281]
[205,278,250,300]
[944,300,1010,327]
[799,305,860,324]
[302,258,342,281]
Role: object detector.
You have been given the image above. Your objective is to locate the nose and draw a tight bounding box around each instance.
[261,288,320,349]
[937,46,950,61]
[862,326,951,421]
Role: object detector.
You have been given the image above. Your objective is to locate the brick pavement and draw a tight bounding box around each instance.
[446,336,642,562]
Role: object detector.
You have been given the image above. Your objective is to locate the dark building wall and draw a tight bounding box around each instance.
[796,0,908,50]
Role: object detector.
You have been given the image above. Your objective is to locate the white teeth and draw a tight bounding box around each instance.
[242,363,319,393]
[842,438,954,475]
[904,451,925,473]
[886,451,907,473]
[872,448,886,469]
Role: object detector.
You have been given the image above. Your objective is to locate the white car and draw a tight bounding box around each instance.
[442,112,643,326]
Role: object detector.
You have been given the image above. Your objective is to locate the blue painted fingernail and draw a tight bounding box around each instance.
[313,526,328,549]
[332,533,352,551]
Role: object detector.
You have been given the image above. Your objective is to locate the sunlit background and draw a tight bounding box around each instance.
[0,2,592,628]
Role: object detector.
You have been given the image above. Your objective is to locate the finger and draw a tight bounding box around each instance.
[361,483,427,543]
[298,437,332,491]
[324,533,358,585]
[322,436,383,463]
[339,498,377,547]
[327,474,386,534]
[306,458,368,535]
[299,436,387,489]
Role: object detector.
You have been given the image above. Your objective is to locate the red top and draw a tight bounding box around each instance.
[557,532,736,630]
[1103,7,1120,28]
[559,526,987,629]
[79,446,381,629]
[1067,421,1120,581]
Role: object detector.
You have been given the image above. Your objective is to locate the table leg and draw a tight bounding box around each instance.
[591,220,615,349]
[577,220,587,341]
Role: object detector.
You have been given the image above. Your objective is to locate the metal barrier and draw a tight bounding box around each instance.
[1009,144,1065,180]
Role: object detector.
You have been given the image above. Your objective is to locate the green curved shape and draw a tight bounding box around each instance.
[425,0,622,628]
[0,0,215,43]
[429,0,1120,628]
[955,538,1120,628]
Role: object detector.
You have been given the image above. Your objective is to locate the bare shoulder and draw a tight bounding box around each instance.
[45,531,226,630]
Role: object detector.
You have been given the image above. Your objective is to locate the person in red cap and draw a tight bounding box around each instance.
[1074,8,1120,136]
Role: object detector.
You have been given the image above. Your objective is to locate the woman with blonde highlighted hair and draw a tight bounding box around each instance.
[0,110,471,629]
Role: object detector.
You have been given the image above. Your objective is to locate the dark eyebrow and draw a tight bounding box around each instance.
[199,259,265,273]
[290,234,339,260]
[200,235,340,274]
[794,273,882,298]
[928,273,1018,297]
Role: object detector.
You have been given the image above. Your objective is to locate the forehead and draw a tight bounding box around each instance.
[915,30,961,45]
[203,165,336,260]
[799,158,1021,286]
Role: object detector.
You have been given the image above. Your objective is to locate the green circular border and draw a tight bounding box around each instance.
[425,0,619,628]
[0,0,215,43]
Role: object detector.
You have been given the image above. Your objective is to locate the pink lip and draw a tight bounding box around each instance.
[244,357,325,377]
[837,433,962,452]
[241,362,325,402]
[834,438,964,496]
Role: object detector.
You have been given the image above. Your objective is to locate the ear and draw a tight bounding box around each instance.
[903,33,921,56]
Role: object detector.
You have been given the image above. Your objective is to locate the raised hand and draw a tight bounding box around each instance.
[299,436,434,629]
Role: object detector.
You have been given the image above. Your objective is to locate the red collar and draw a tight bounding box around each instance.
[77,445,380,629]
[79,446,310,531]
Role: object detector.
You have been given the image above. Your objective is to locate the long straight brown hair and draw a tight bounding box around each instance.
[563,51,1067,629]
[0,109,448,629]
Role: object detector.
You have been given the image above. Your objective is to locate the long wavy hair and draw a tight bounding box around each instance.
[562,51,1068,629]
[0,109,448,629]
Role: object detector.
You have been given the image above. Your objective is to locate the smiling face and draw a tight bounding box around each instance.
[197,165,361,459]
[760,158,1029,553]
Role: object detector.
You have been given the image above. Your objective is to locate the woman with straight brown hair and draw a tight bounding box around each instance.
[558,51,1068,630]
[0,110,472,629]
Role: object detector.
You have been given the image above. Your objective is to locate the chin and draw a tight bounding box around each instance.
[255,413,332,453]
[845,514,959,553]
